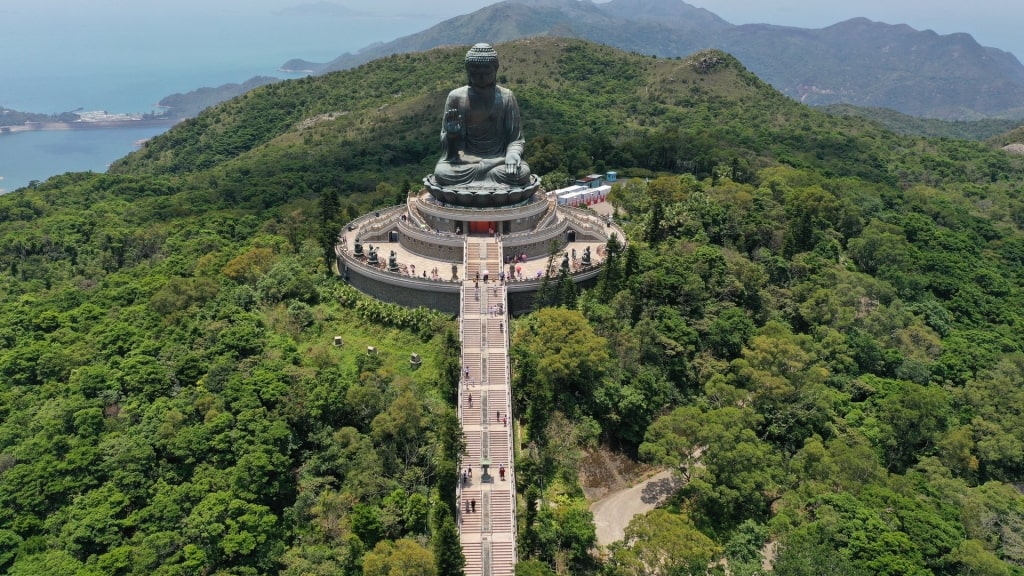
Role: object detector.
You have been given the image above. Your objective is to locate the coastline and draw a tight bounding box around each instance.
[0,117,181,135]
[0,121,177,194]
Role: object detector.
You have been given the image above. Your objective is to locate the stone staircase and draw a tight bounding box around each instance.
[458,237,517,576]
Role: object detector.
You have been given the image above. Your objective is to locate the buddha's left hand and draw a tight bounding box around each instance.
[505,155,521,176]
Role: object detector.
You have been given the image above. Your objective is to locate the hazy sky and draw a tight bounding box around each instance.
[426,0,1024,61]
[4,0,1020,59]
[2,0,1021,112]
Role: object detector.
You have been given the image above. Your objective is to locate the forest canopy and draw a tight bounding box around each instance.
[1,37,1024,575]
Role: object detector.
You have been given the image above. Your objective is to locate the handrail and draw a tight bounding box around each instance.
[498,277,518,566]
[456,243,467,531]
[560,205,611,238]
[336,249,462,290]
[501,217,570,245]
[343,205,406,239]
[396,217,464,247]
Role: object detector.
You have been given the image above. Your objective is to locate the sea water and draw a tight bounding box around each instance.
[0,4,445,193]
[0,126,173,193]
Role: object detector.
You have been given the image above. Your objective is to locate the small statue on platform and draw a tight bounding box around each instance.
[451,263,460,282]
[388,250,399,272]
[353,237,364,258]
[561,252,570,272]
[367,245,379,266]
[581,246,592,266]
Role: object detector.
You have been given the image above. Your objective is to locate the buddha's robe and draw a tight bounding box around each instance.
[433,85,532,187]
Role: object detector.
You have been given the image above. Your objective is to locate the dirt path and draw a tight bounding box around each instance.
[589,469,682,546]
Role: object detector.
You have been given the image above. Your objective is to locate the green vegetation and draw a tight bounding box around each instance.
[821,104,1024,140]
[0,106,80,126]
[0,169,461,574]
[156,77,281,119]
[3,37,1024,575]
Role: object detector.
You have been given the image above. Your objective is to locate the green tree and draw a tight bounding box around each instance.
[608,509,720,576]
[556,503,596,568]
[431,500,465,576]
[364,538,437,576]
[319,187,342,269]
[773,524,870,576]
[0,529,22,573]
[858,376,951,472]
[730,321,836,451]
[640,405,783,528]
[512,308,609,410]
[706,306,754,359]
[944,539,1011,576]
[515,558,555,576]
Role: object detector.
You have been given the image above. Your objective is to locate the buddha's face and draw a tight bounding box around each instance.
[467,62,498,90]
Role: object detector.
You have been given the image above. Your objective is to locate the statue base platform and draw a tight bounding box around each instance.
[423,174,541,208]
[334,184,625,316]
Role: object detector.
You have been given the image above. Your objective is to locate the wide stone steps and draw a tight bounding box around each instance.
[463,431,484,461]
[490,541,516,576]
[461,399,484,426]
[463,544,483,576]
[458,487,485,531]
[459,236,516,576]
[469,292,499,316]
[487,318,506,340]
[466,263,491,277]
[462,351,481,382]
[487,352,508,385]
[463,319,483,347]
[462,389,508,427]
[463,430,510,464]
[488,488,515,533]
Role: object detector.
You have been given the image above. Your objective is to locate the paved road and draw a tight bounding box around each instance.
[589,469,682,546]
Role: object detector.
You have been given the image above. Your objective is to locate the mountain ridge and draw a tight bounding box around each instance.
[283,0,1024,120]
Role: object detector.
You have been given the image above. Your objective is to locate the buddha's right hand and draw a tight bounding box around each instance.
[444,108,462,138]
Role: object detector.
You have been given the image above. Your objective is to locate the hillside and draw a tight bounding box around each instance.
[989,125,1024,152]
[0,107,79,127]
[2,38,1024,574]
[821,104,1024,140]
[285,0,1024,120]
[114,39,904,196]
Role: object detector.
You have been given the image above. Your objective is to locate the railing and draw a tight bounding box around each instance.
[560,205,615,239]
[457,243,468,531]
[496,275,519,567]
[406,194,429,228]
[396,217,464,247]
[343,205,406,240]
[534,200,560,229]
[336,249,463,290]
[501,217,571,246]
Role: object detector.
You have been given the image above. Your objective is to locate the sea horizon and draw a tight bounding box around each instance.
[0,7,445,193]
[0,61,307,194]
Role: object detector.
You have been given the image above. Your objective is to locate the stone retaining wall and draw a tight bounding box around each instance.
[339,258,461,316]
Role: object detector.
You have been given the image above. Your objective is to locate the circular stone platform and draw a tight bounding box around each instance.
[335,188,626,316]
[423,174,542,207]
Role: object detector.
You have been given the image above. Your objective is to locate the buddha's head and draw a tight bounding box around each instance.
[465,43,499,90]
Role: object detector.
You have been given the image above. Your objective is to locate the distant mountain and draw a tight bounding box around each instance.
[284,0,1024,120]
[720,18,1024,119]
[156,76,279,118]
[820,104,1023,140]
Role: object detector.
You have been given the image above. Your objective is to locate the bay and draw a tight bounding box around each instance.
[0,126,171,194]
[0,2,461,193]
